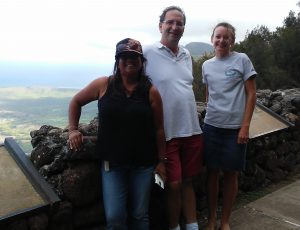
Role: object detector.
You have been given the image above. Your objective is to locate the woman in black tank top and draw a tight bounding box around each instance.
[68,38,166,230]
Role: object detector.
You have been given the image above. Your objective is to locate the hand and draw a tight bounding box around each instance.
[238,126,249,144]
[154,162,167,182]
[68,130,83,151]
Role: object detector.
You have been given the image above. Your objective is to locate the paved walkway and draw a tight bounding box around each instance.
[229,179,300,229]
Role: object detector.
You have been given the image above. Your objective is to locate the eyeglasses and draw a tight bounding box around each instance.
[162,20,185,28]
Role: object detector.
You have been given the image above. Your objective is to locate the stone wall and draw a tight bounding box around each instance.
[2,89,300,230]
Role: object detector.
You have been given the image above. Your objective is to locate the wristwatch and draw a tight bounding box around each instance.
[159,156,168,163]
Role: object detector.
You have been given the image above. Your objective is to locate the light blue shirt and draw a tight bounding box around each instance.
[202,51,257,128]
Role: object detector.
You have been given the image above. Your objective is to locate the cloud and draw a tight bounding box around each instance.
[0,0,298,63]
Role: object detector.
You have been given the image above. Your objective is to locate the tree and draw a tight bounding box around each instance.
[271,10,300,87]
[192,53,214,102]
[234,26,281,89]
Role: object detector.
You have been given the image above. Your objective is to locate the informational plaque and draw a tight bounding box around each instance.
[0,138,60,224]
[249,102,293,139]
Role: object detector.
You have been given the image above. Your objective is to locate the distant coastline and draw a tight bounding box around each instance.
[0,61,113,88]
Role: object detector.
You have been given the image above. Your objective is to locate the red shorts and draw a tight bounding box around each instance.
[165,134,204,182]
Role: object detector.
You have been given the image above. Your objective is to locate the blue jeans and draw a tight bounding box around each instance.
[101,163,154,230]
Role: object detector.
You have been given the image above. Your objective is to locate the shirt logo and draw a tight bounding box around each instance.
[225,67,241,78]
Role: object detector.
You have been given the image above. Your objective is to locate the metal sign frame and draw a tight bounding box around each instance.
[249,102,294,139]
[0,137,60,225]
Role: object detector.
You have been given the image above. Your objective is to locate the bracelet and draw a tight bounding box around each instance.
[68,130,80,135]
[69,125,78,131]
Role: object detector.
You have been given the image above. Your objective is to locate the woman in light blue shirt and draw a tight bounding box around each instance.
[202,22,257,230]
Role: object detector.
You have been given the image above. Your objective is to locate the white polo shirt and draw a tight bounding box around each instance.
[143,42,202,141]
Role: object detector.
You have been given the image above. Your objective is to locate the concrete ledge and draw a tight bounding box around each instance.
[231,180,300,229]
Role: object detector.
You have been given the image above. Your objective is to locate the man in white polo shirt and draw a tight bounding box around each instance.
[143,5,203,230]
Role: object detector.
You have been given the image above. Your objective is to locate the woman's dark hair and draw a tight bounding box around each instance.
[109,56,152,98]
[159,6,186,25]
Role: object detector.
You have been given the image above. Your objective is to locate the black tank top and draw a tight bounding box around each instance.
[96,77,158,166]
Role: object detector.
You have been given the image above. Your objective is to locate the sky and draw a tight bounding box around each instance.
[0,0,299,87]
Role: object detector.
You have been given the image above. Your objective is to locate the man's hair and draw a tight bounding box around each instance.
[159,6,186,25]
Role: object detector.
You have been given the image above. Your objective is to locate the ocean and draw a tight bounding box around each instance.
[0,61,113,88]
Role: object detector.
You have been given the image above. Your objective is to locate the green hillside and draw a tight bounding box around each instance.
[185,42,214,58]
[0,87,98,153]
